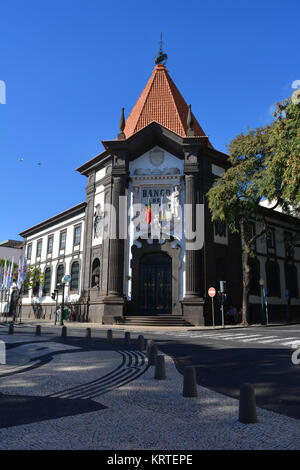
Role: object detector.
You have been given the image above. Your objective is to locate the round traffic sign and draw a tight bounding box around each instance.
[208,287,216,298]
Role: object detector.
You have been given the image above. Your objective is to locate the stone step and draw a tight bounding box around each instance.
[118,315,192,326]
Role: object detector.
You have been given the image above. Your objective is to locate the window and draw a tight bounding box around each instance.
[285,263,298,298]
[284,231,294,259]
[56,264,65,291]
[47,236,54,254]
[267,228,276,250]
[60,232,66,250]
[74,226,81,246]
[216,258,227,287]
[214,221,227,237]
[32,281,40,297]
[43,267,52,295]
[27,244,32,260]
[249,257,260,295]
[91,258,100,287]
[36,240,42,257]
[266,260,281,297]
[70,261,80,291]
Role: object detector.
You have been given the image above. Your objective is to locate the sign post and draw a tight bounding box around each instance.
[208,287,216,327]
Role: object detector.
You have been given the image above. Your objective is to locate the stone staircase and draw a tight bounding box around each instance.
[117,315,193,327]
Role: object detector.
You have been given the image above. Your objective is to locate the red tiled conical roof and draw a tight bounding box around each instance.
[123,64,210,142]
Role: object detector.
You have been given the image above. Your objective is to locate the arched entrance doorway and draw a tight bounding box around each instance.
[139,253,172,315]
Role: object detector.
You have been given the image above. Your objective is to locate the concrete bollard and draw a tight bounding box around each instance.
[154,355,166,380]
[107,329,113,342]
[146,339,153,358]
[137,335,145,351]
[8,324,14,335]
[183,366,198,397]
[239,383,259,424]
[35,325,41,336]
[148,343,158,366]
[61,326,67,337]
[85,328,91,338]
[124,331,131,347]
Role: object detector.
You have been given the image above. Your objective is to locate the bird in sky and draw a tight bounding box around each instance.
[18,158,23,162]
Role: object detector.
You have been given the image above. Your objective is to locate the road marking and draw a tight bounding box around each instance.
[239,335,266,342]
[280,340,300,348]
[255,336,279,343]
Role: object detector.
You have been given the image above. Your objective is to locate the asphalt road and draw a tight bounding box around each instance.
[1,322,300,420]
[148,325,300,420]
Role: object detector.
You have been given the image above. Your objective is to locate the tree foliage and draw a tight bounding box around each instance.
[25,266,45,290]
[264,97,300,210]
[207,93,300,324]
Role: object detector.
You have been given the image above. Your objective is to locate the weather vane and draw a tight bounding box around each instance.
[154,33,168,65]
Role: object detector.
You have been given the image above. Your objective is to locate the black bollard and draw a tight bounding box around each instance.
[148,343,158,366]
[107,329,113,342]
[154,355,166,380]
[183,366,198,397]
[35,325,41,336]
[8,324,14,335]
[239,383,259,424]
[61,326,67,337]
[124,331,131,347]
[138,335,145,351]
[85,328,91,338]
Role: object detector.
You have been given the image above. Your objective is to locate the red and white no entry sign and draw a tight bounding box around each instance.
[208,287,216,298]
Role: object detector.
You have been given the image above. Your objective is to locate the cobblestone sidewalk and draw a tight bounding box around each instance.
[0,330,299,450]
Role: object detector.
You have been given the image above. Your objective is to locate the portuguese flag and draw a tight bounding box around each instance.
[145,197,151,224]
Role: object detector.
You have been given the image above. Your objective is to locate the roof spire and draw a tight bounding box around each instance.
[117,107,126,140]
[187,104,195,136]
[154,32,168,65]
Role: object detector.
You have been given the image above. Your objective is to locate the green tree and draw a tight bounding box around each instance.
[24,266,45,295]
[0,259,18,282]
[263,95,300,210]
[207,128,270,325]
[207,92,300,325]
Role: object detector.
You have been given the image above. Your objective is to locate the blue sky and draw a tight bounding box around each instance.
[0,0,299,241]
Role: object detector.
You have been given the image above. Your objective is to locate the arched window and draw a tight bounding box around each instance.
[216,257,227,289]
[32,281,40,297]
[91,258,100,288]
[249,257,260,295]
[70,261,80,291]
[266,260,281,297]
[56,264,65,291]
[285,263,298,298]
[43,267,52,296]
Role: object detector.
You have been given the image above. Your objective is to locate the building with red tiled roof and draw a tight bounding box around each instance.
[123,64,212,145]
[19,53,300,326]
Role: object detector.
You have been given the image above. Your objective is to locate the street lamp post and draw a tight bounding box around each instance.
[259,278,266,325]
[59,279,66,326]
[59,274,71,326]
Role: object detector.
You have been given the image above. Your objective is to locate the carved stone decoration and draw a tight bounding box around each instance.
[94,203,103,239]
[171,185,181,219]
[133,167,180,176]
[149,149,164,167]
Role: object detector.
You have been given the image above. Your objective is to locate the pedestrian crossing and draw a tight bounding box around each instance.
[149,330,300,348]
